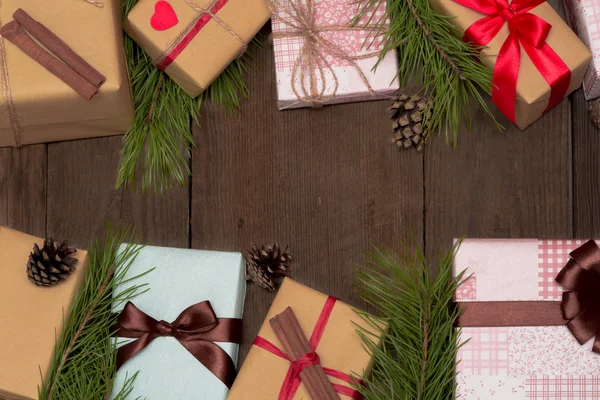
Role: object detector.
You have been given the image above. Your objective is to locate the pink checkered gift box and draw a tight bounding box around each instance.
[270,0,399,109]
[563,0,600,100]
[454,239,600,399]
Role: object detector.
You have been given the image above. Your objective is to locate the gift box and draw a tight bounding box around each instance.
[0,0,133,147]
[430,0,592,130]
[271,0,399,110]
[228,278,382,399]
[124,0,270,97]
[453,239,600,399]
[110,244,246,400]
[0,227,88,400]
[563,0,600,100]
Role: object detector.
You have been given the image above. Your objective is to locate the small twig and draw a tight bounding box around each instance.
[406,0,465,80]
[418,293,430,399]
[145,73,165,126]
[46,267,116,400]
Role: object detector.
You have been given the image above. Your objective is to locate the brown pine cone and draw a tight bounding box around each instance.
[26,238,78,287]
[245,244,292,291]
[389,93,431,152]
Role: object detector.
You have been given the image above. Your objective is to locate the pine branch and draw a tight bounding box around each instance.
[118,0,260,193]
[354,241,466,399]
[39,225,151,400]
[356,0,501,143]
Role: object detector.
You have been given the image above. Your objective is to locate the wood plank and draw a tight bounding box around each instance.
[47,136,190,249]
[0,145,46,237]
[424,99,572,255]
[191,32,424,363]
[572,90,600,237]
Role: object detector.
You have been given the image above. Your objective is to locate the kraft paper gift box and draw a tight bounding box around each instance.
[124,0,270,97]
[454,239,600,399]
[0,0,133,147]
[271,0,400,110]
[228,278,382,399]
[0,227,88,400]
[563,0,600,100]
[110,244,246,400]
[430,0,591,130]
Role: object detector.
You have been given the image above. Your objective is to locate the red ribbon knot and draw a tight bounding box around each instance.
[291,351,321,375]
[114,300,243,388]
[455,0,571,124]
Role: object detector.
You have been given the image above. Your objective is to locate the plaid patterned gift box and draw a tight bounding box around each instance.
[563,0,600,100]
[454,239,600,400]
[270,0,399,110]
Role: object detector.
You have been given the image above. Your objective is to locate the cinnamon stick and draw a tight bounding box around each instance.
[0,21,98,100]
[13,9,105,87]
[270,307,339,400]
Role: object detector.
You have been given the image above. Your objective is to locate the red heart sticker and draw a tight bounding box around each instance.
[150,0,179,31]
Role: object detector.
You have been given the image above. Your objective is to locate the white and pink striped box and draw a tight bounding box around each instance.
[454,239,600,400]
[271,0,399,110]
[563,0,600,100]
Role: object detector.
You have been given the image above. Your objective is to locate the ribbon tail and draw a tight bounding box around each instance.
[116,333,154,370]
[178,339,238,388]
[492,34,520,124]
[520,41,570,114]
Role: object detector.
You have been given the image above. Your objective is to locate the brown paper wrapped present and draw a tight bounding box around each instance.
[124,0,270,97]
[0,227,88,400]
[430,0,591,130]
[0,0,133,147]
[228,278,383,400]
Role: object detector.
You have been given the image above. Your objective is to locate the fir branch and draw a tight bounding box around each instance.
[119,0,259,193]
[39,226,150,400]
[355,242,466,399]
[356,0,501,143]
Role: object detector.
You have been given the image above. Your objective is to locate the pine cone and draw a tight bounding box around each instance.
[26,238,78,287]
[590,98,600,129]
[389,93,430,152]
[245,244,292,291]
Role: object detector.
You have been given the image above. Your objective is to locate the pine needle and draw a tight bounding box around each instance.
[118,0,259,193]
[355,0,502,143]
[355,242,466,399]
[38,225,151,400]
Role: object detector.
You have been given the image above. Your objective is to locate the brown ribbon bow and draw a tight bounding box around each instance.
[115,300,243,387]
[458,239,600,354]
[556,239,600,353]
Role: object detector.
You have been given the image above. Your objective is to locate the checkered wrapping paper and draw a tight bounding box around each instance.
[454,239,600,399]
[563,0,600,99]
[271,0,399,109]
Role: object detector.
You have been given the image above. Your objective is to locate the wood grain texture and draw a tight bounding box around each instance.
[191,32,423,363]
[424,100,573,257]
[572,90,600,237]
[46,136,189,249]
[0,145,46,237]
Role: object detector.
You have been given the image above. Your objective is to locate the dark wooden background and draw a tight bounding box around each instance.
[1,0,598,366]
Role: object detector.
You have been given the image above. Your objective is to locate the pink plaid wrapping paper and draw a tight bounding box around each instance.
[271,0,399,109]
[563,0,600,100]
[454,239,600,399]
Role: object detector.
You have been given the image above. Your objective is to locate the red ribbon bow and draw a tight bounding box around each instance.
[253,296,365,399]
[114,301,243,388]
[456,0,571,123]
[556,240,600,353]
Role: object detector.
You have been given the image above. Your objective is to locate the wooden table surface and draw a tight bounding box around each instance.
[1,1,598,366]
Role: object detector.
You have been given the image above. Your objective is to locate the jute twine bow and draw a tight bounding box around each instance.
[267,0,387,107]
[154,0,247,67]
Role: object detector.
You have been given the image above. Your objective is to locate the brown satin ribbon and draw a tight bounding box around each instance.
[457,239,600,354]
[114,300,243,387]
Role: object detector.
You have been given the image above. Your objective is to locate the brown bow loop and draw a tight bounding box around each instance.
[267,0,387,106]
[556,239,600,353]
[115,301,243,388]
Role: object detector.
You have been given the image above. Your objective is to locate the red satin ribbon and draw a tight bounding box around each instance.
[157,0,229,70]
[253,296,365,400]
[455,0,571,123]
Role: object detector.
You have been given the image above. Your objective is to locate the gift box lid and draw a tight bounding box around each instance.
[0,226,87,400]
[0,0,132,131]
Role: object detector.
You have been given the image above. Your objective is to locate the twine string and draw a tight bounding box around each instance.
[268,0,387,106]
[0,8,21,147]
[155,0,247,66]
[80,0,104,8]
